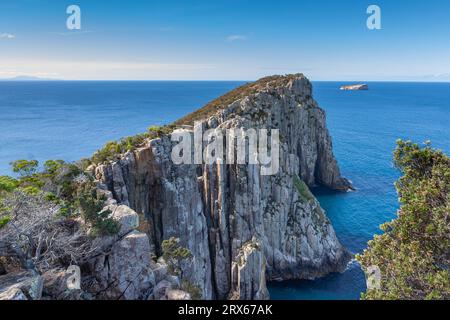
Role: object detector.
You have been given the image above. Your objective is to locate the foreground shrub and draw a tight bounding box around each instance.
[357,140,450,300]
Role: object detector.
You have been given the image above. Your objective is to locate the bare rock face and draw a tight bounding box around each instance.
[165,289,191,300]
[0,287,28,300]
[0,270,43,300]
[91,230,156,300]
[229,238,268,300]
[94,74,352,300]
[95,143,213,299]
[86,213,156,300]
[41,268,85,300]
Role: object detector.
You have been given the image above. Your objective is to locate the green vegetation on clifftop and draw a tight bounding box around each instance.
[90,74,304,165]
[0,159,119,237]
[174,74,301,126]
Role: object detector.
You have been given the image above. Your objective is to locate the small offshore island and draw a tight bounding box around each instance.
[340,84,369,91]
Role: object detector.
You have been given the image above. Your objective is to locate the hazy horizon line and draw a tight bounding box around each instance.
[1,78,450,83]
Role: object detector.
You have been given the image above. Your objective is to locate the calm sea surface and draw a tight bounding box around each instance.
[1,80,449,299]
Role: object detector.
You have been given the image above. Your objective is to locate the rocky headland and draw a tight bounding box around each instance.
[0,73,352,300]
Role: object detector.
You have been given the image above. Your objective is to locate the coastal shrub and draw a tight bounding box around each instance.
[356,140,450,300]
[44,192,59,203]
[90,125,175,165]
[22,186,41,195]
[0,216,11,229]
[10,159,39,177]
[3,158,119,237]
[293,174,314,202]
[174,74,301,125]
[0,189,98,272]
[75,182,119,236]
[148,125,162,135]
[7,160,46,191]
[91,134,146,164]
[91,141,122,164]
[0,176,18,193]
[181,280,202,300]
[161,237,193,276]
[43,159,65,176]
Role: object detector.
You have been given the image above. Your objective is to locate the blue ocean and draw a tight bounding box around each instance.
[1,81,449,300]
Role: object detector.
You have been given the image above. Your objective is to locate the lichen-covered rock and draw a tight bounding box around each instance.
[165,289,191,300]
[88,230,155,300]
[95,74,352,300]
[41,268,84,300]
[107,204,140,236]
[0,270,43,300]
[229,238,268,300]
[152,262,168,284]
[0,287,27,300]
[152,279,174,300]
[83,205,156,300]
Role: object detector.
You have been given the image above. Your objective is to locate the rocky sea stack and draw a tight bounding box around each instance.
[340,84,369,91]
[93,73,352,299]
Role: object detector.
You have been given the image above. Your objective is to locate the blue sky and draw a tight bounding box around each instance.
[0,0,449,80]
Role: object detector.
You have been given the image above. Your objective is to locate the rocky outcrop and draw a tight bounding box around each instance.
[340,84,369,91]
[0,198,189,301]
[83,199,192,300]
[87,229,156,300]
[41,268,84,300]
[0,287,28,300]
[94,74,352,300]
[229,237,267,300]
[0,270,43,300]
[95,144,213,299]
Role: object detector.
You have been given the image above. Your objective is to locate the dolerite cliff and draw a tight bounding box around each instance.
[94,74,352,300]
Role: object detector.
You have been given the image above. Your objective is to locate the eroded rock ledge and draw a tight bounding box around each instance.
[93,74,352,300]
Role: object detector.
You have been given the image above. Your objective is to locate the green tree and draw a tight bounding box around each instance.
[161,237,193,276]
[10,160,39,177]
[357,140,450,300]
[43,159,65,175]
[161,237,202,299]
[76,182,119,236]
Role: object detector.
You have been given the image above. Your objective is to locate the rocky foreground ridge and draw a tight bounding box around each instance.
[0,74,352,300]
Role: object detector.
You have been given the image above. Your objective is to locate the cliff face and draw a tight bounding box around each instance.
[94,74,352,300]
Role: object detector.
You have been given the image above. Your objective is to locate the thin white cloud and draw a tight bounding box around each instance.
[0,33,15,39]
[226,34,247,42]
[0,71,59,77]
[428,73,450,79]
[0,59,216,80]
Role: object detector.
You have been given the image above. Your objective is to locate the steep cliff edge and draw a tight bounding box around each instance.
[94,74,352,299]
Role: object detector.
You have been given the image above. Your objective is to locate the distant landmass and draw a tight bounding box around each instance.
[0,75,59,81]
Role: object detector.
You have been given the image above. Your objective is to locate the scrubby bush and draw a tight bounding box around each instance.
[2,159,119,237]
[161,237,192,276]
[181,280,202,300]
[0,189,98,272]
[357,140,450,300]
[161,237,202,299]
[91,125,175,165]
[76,182,119,236]
[0,176,18,193]
[293,174,314,202]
